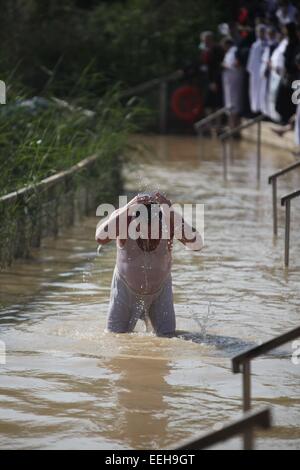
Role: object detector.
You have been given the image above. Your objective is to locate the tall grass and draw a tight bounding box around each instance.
[0,74,146,197]
[0,69,148,267]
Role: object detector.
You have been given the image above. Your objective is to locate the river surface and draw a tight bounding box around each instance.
[0,134,299,449]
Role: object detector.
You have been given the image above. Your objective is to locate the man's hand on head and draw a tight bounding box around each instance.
[153,192,171,207]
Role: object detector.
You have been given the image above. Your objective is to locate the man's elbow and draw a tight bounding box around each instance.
[185,235,204,251]
[189,242,204,252]
[95,234,111,245]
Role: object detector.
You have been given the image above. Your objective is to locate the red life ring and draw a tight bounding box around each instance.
[171,86,203,123]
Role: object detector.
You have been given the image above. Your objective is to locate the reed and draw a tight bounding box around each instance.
[0,71,145,267]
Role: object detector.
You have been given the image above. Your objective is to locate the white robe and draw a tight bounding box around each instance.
[276,4,298,25]
[247,39,267,113]
[259,42,277,116]
[267,38,288,122]
[295,103,300,146]
[222,46,243,114]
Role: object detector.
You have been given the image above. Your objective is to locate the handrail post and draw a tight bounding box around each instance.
[257,119,261,182]
[229,135,233,161]
[284,199,291,267]
[272,178,278,236]
[222,140,228,180]
[281,189,300,266]
[242,362,251,412]
[219,115,263,181]
[242,361,253,450]
[159,81,168,134]
[199,128,205,157]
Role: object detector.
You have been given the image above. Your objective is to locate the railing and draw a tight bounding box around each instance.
[120,70,183,133]
[172,407,272,450]
[281,189,300,266]
[268,161,300,237]
[0,154,100,266]
[219,114,264,181]
[232,325,300,449]
[194,106,232,134]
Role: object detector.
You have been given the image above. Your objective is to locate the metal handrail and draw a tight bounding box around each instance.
[268,161,300,236]
[281,188,300,205]
[268,161,300,183]
[0,154,98,204]
[232,325,300,448]
[281,189,300,266]
[194,106,232,131]
[219,114,264,181]
[120,70,182,99]
[172,407,272,450]
[232,326,300,373]
[120,70,183,134]
[219,114,264,141]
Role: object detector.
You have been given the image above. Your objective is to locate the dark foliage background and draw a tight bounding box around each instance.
[0,0,233,96]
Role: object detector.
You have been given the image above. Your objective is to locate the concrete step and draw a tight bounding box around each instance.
[242,119,296,152]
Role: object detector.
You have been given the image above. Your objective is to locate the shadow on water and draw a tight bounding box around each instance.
[175,330,291,359]
[100,354,172,449]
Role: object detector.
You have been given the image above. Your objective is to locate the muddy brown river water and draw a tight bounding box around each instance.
[0,135,299,449]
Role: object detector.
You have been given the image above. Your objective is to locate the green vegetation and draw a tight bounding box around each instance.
[0,86,141,196]
[0,82,144,266]
[0,0,229,194]
[0,0,229,95]
[0,0,229,265]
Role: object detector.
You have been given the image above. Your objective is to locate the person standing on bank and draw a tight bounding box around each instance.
[259,26,278,116]
[247,24,267,114]
[221,37,244,133]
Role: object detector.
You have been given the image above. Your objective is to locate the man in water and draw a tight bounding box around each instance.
[95,192,203,337]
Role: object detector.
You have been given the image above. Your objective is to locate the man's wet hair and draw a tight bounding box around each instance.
[136,202,162,223]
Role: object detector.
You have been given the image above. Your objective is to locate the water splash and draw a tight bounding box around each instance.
[82,257,95,283]
[188,302,216,338]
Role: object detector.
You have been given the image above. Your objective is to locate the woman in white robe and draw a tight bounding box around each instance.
[222,37,244,129]
[259,28,278,116]
[267,35,288,122]
[247,25,267,113]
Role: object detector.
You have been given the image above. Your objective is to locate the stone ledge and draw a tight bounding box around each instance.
[242,120,295,152]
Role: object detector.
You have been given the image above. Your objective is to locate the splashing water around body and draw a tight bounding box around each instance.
[188,302,216,339]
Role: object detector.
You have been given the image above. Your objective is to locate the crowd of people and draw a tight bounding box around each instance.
[196,0,300,151]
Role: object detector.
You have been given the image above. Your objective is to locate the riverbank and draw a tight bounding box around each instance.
[0,93,139,268]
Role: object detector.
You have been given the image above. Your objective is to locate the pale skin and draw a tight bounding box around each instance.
[95,192,203,251]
